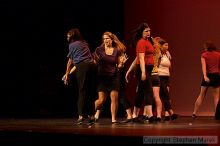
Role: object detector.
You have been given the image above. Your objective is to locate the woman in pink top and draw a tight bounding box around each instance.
[192,41,220,118]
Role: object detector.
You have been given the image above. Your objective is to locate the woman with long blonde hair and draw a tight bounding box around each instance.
[94,31,126,123]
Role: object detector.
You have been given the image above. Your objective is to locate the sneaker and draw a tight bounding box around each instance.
[192,114,197,118]
[87,118,95,126]
[76,118,84,125]
[171,114,178,120]
[164,116,170,121]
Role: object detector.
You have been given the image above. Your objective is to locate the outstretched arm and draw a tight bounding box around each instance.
[125,57,137,83]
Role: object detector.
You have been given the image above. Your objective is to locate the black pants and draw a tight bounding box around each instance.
[159,76,172,111]
[76,62,96,116]
[134,65,153,108]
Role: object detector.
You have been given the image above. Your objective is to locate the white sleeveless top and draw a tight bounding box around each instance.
[158,51,171,76]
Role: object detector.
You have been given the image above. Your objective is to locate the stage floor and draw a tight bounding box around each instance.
[0,116,219,145]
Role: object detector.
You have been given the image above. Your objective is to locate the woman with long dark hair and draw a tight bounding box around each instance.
[126,23,155,123]
[63,28,96,125]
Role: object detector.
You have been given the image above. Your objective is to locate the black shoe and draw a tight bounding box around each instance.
[140,115,146,120]
[76,118,84,125]
[164,116,170,121]
[87,118,95,125]
[112,121,120,124]
[143,116,149,121]
[148,116,157,123]
[94,118,99,123]
[192,114,197,118]
[171,114,178,120]
[132,117,143,123]
[156,117,162,122]
[120,118,133,124]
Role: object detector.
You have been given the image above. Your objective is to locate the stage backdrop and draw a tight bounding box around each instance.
[124,0,220,116]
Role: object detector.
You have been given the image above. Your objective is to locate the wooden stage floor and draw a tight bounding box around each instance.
[0,116,219,145]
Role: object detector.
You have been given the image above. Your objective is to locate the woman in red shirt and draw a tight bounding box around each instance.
[192,41,220,118]
[129,23,155,122]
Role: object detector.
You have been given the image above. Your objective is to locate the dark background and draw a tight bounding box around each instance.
[1,0,124,118]
[1,0,219,118]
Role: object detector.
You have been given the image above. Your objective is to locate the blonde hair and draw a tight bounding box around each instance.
[103,31,126,53]
[151,37,162,73]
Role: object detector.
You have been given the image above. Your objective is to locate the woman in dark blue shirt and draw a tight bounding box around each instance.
[63,28,96,125]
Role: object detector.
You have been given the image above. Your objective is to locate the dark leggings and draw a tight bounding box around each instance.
[159,76,172,111]
[134,65,153,108]
[76,62,96,116]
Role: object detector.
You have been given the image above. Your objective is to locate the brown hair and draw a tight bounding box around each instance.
[67,28,83,42]
[103,31,126,53]
[204,41,217,51]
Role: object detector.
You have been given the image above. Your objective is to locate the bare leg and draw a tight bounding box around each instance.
[132,106,140,118]
[95,110,101,119]
[169,109,174,115]
[193,86,208,115]
[78,115,83,119]
[144,105,153,118]
[164,111,170,116]
[110,90,118,122]
[94,92,106,122]
[95,92,106,110]
[143,106,148,117]
[126,108,133,119]
[153,87,162,118]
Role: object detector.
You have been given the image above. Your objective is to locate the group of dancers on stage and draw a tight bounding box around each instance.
[62,22,220,125]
